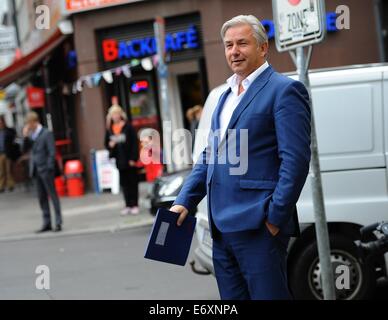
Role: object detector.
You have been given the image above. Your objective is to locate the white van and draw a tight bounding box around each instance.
[192,63,388,300]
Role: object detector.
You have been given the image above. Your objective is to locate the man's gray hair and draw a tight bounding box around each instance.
[221,15,268,45]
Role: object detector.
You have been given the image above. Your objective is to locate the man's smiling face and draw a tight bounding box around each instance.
[224,24,268,80]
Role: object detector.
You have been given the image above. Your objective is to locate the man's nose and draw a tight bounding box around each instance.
[231,45,240,56]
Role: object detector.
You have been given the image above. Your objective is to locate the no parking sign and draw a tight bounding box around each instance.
[272,0,326,51]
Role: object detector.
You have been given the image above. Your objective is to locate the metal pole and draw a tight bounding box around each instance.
[42,57,52,130]
[10,0,21,47]
[294,46,336,300]
[154,17,175,172]
[373,0,386,62]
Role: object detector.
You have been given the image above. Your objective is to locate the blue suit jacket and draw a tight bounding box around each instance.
[174,65,311,237]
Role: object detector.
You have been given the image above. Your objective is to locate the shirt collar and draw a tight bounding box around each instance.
[32,124,43,140]
[226,61,269,95]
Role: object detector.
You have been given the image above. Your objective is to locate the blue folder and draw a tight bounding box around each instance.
[144,208,197,266]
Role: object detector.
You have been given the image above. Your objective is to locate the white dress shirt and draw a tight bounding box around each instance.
[219,61,269,140]
[31,124,43,141]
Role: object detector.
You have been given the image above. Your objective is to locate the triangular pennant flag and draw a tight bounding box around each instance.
[115,67,122,76]
[122,65,132,78]
[84,75,93,88]
[130,59,140,67]
[141,57,153,71]
[93,73,102,86]
[102,71,113,84]
[76,78,83,92]
[152,55,159,68]
[72,83,78,95]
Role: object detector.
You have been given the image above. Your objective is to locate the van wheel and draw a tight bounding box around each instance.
[289,234,376,300]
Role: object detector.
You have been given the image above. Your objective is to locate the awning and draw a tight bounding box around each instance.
[0,29,67,88]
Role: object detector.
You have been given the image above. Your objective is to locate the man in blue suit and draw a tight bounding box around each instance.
[171,15,311,300]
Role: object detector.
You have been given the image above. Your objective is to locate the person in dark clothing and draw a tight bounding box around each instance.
[0,115,17,192]
[105,104,140,216]
[186,105,203,150]
[23,111,63,233]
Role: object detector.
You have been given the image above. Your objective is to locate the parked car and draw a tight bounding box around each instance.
[151,63,388,300]
[148,84,228,216]
[150,169,191,216]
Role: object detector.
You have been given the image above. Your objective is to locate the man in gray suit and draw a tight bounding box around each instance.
[23,112,63,233]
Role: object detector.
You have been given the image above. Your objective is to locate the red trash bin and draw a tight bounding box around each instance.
[65,160,85,197]
[54,176,67,197]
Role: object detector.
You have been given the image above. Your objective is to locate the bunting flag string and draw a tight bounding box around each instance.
[102,71,113,84]
[62,57,155,95]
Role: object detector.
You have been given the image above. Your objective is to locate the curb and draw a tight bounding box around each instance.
[0,218,155,243]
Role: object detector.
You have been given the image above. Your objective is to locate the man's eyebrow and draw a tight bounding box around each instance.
[224,38,249,43]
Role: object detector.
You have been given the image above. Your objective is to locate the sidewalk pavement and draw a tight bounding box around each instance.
[0,182,155,241]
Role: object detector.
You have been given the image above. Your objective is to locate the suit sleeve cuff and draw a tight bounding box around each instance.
[173,195,194,212]
[267,201,293,229]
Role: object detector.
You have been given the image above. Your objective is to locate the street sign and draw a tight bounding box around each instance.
[0,27,17,51]
[26,86,45,109]
[272,0,326,51]
[95,150,120,194]
[272,0,336,300]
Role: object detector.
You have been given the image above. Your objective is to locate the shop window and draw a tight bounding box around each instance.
[177,72,203,131]
[129,74,159,133]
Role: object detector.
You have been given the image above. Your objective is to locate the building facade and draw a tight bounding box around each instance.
[1,0,78,178]
[1,0,386,188]
[69,0,384,186]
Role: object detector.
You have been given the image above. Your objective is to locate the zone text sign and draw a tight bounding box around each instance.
[272,0,326,51]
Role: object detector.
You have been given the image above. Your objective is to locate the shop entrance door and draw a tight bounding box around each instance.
[167,60,206,169]
[177,72,203,131]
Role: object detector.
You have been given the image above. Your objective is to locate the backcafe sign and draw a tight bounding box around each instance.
[102,25,199,63]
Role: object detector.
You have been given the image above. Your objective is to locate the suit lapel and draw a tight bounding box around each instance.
[32,128,45,151]
[207,87,231,184]
[37,128,45,140]
[218,65,274,149]
[227,65,273,131]
[211,87,232,131]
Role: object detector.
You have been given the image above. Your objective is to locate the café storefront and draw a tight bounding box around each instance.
[97,12,208,137]
[70,0,382,186]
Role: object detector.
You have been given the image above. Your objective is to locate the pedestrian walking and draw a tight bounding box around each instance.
[23,112,63,233]
[171,15,311,300]
[0,115,17,193]
[186,105,203,149]
[105,104,140,216]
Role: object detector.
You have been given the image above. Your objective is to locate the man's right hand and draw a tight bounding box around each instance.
[22,125,31,138]
[170,205,189,227]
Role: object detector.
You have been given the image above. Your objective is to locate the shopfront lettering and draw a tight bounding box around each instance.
[102,25,199,62]
[287,8,309,31]
[102,13,339,63]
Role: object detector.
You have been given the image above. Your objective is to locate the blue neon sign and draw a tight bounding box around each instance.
[103,25,200,62]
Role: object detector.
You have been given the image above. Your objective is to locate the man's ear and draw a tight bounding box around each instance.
[259,42,269,58]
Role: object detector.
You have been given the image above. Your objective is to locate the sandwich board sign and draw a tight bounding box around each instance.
[272,0,326,52]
